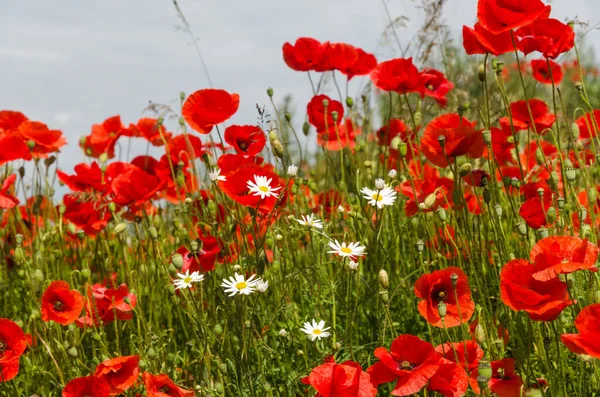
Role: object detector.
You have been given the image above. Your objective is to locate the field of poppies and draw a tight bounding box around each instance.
[2,0,600,396]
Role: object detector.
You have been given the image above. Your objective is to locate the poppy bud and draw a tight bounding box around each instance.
[414,111,422,127]
[271,139,285,159]
[478,360,493,381]
[114,223,127,234]
[108,202,117,213]
[502,176,512,187]
[67,347,78,357]
[437,135,446,149]
[436,207,447,222]
[416,239,425,252]
[495,60,504,74]
[458,163,472,177]
[15,234,23,246]
[475,324,486,343]
[557,197,565,209]
[437,301,447,318]
[483,188,491,204]
[537,227,549,240]
[581,224,592,239]
[450,273,459,288]
[379,290,389,303]
[510,178,520,189]
[378,269,389,289]
[146,347,157,358]
[345,97,354,108]
[27,140,35,149]
[81,268,91,278]
[571,123,580,141]
[148,226,158,240]
[171,252,184,269]
[267,87,273,97]
[76,229,85,241]
[535,148,545,166]
[579,209,588,223]
[284,112,292,123]
[546,207,556,223]
[478,64,486,82]
[517,222,527,236]
[588,188,598,203]
[302,122,310,136]
[330,111,338,122]
[482,130,492,146]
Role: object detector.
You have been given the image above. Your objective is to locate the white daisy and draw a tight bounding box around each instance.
[287,164,298,176]
[209,168,226,182]
[388,169,397,178]
[375,178,386,190]
[247,175,282,199]
[256,279,269,293]
[221,273,261,297]
[173,270,204,290]
[347,260,359,270]
[327,240,366,258]
[361,186,397,209]
[300,319,331,341]
[295,214,324,229]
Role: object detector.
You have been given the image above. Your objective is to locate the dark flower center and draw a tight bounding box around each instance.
[53,300,64,311]
[401,360,414,370]
[497,368,506,379]
[237,140,248,150]
[436,289,446,302]
[160,385,171,393]
[0,340,6,354]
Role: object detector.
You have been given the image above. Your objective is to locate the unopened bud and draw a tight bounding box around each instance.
[271,139,285,159]
[345,97,354,108]
[266,87,274,97]
[114,223,127,234]
[171,252,184,269]
[478,64,486,82]
[302,122,310,136]
[436,207,447,222]
[482,130,491,146]
[148,226,158,240]
[378,269,389,289]
[475,324,486,343]
[517,222,527,236]
[437,301,447,318]
[458,163,472,177]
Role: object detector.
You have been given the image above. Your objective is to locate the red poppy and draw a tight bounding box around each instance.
[0,110,28,131]
[324,42,358,72]
[282,37,325,72]
[519,182,554,229]
[317,118,360,151]
[339,47,377,80]
[436,340,484,373]
[0,318,26,382]
[516,18,575,59]
[62,194,111,236]
[500,258,573,321]
[500,99,556,134]
[462,23,513,56]
[561,303,600,358]
[531,59,563,84]
[142,372,195,397]
[132,118,172,146]
[421,69,454,107]
[104,283,137,320]
[470,358,523,397]
[463,170,490,188]
[569,149,595,169]
[224,125,266,157]
[77,277,137,328]
[57,162,107,194]
[302,357,377,397]
[313,190,344,215]
[110,165,165,207]
[0,174,19,209]
[0,132,32,165]
[94,355,140,395]
[427,359,469,397]
[370,58,424,95]
[307,94,344,132]
[477,0,551,34]
[398,163,453,216]
[367,334,442,396]
[575,110,600,140]
[414,267,475,328]
[16,120,66,158]
[421,113,485,167]
[80,117,124,159]
[529,236,598,281]
[376,118,412,147]
[62,375,111,397]
[177,235,221,273]
[41,281,85,325]
[168,134,205,162]
[182,89,239,134]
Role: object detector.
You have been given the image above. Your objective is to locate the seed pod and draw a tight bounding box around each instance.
[67,347,78,357]
[478,360,493,380]
[437,302,447,318]
[378,290,389,303]
[517,222,527,236]
[271,139,285,159]
[535,148,545,165]
[345,97,354,108]
[537,227,549,240]
[545,207,556,223]
[482,130,491,146]
[458,163,472,177]
[284,112,292,122]
[378,269,389,289]
[148,226,158,240]
[483,188,491,204]
[114,223,127,234]
[171,252,184,269]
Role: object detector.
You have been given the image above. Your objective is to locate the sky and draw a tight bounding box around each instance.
[1,0,599,175]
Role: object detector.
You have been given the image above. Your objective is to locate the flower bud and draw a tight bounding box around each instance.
[345,97,354,108]
[483,188,491,204]
[535,148,545,166]
[287,164,298,176]
[416,240,425,252]
[517,222,527,236]
[437,301,447,318]
[494,203,503,218]
[15,234,23,246]
[478,64,486,82]
[378,290,389,303]
[545,206,556,223]
[171,252,184,269]
[76,229,85,241]
[114,223,127,234]
[271,139,285,159]
[436,207,447,222]
[474,324,486,343]
[67,347,78,357]
[256,280,269,293]
[388,169,397,179]
[148,226,158,240]
[108,202,117,213]
[458,163,472,177]
[266,87,273,97]
[284,112,292,122]
[302,122,310,136]
[482,130,492,146]
[375,178,386,190]
[378,269,389,289]
[537,227,549,240]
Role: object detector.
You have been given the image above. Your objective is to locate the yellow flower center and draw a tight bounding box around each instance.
[259,185,269,192]
[236,281,248,290]
[183,276,193,284]
[341,247,352,254]
[371,193,383,201]
[313,329,322,335]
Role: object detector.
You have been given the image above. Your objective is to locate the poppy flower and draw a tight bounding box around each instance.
[477,0,551,34]
[0,174,19,209]
[16,120,66,158]
[132,118,172,146]
[462,23,513,56]
[519,182,554,229]
[427,359,469,397]
[398,163,453,216]
[470,358,523,397]
[224,125,266,157]
[376,118,412,147]
[317,118,360,151]
[301,357,377,397]
[569,149,595,169]
[516,18,575,59]
[500,258,573,321]
[529,236,598,281]
[110,165,165,207]
[94,355,140,395]
[0,318,26,382]
[177,235,222,273]
[80,117,124,159]
[167,134,205,162]
[182,89,239,134]
[324,42,359,72]
[421,113,485,167]
[499,99,556,134]
[0,110,28,131]
[367,334,442,396]
[104,283,137,321]
[282,37,325,72]
[463,170,490,188]
[307,94,344,132]
[339,48,377,80]
[41,281,85,325]
[0,133,32,165]
[57,162,107,194]
[142,372,195,397]
[414,267,475,328]
[421,68,454,107]
[561,303,600,358]
[435,340,484,373]
[575,110,600,140]
[531,59,563,84]
[370,58,424,95]
[62,375,111,397]
[62,194,111,236]
[313,190,344,215]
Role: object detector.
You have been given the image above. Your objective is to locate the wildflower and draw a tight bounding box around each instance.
[246,175,282,199]
[531,59,563,85]
[337,205,345,213]
[209,168,226,182]
[477,0,550,34]
[361,185,397,209]
[173,270,205,290]
[561,303,600,358]
[41,281,85,326]
[142,372,195,397]
[307,94,344,132]
[370,58,424,94]
[0,318,26,382]
[529,236,598,281]
[462,23,513,56]
[182,89,239,134]
[374,178,386,190]
[94,355,140,395]
[470,358,524,396]
[279,329,287,337]
[221,273,261,297]
[302,357,377,397]
[300,319,331,341]
[516,18,575,59]
[256,280,269,293]
[328,240,366,258]
[224,125,266,157]
[0,174,19,209]
[348,260,359,270]
[287,164,298,176]
[282,37,326,72]
[499,99,556,134]
[388,169,397,178]
[62,375,111,397]
[295,214,324,229]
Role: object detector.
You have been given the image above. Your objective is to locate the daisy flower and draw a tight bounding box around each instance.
[295,214,324,229]
[300,319,331,341]
[287,164,298,176]
[328,240,366,258]
[209,168,226,182]
[361,185,397,209]
[173,270,204,290]
[247,175,282,199]
[221,273,261,297]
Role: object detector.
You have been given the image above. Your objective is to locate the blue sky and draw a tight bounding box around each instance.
[1,0,598,174]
